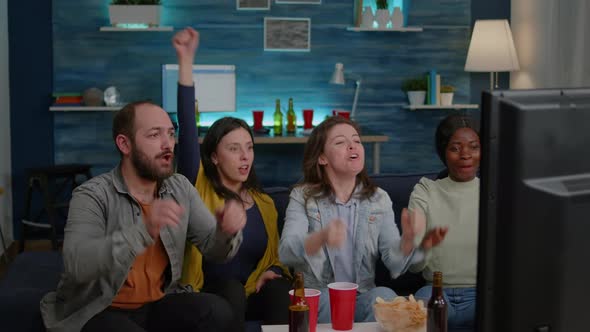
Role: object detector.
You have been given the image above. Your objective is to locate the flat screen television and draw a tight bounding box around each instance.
[477,88,590,332]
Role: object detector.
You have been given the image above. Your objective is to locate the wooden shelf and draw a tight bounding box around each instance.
[99,26,173,32]
[403,104,479,110]
[347,26,423,32]
[49,106,120,112]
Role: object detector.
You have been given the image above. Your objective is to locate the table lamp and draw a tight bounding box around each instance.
[330,63,362,120]
[464,19,520,91]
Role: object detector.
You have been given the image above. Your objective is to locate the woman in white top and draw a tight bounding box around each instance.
[409,114,480,331]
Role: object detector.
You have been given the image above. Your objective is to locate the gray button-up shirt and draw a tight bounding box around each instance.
[40,165,242,332]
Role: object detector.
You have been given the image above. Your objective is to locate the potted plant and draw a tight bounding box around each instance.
[375,0,390,28]
[109,0,162,28]
[440,85,455,106]
[402,77,427,106]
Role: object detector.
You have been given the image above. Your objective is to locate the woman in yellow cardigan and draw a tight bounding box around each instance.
[173,28,291,331]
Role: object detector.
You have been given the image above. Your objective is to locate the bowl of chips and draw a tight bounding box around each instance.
[373,295,428,332]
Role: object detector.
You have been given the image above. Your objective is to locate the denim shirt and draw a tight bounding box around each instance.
[40,165,242,332]
[279,185,418,293]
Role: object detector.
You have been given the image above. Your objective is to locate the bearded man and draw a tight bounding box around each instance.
[40,99,246,332]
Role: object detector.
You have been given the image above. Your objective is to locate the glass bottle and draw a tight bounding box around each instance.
[286,97,296,134]
[427,271,448,332]
[195,99,200,128]
[289,272,309,332]
[273,99,283,136]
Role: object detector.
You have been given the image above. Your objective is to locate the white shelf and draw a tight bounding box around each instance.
[403,104,479,110]
[99,26,173,32]
[50,106,120,112]
[347,26,423,32]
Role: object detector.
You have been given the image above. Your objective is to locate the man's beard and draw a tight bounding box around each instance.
[130,146,174,182]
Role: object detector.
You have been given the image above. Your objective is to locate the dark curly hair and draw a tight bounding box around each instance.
[435,114,480,166]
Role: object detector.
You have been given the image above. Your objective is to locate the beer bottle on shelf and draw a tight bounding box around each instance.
[286,97,296,134]
[427,271,448,332]
[273,99,283,136]
[194,99,200,128]
[289,272,309,332]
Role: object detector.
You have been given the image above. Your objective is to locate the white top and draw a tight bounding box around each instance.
[408,176,479,287]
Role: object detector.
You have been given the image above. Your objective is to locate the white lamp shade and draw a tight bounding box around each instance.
[330,63,345,85]
[465,19,520,72]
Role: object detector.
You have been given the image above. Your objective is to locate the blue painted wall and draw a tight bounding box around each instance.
[52,0,474,186]
[9,0,511,236]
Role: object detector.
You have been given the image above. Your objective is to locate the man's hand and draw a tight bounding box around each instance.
[216,199,246,236]
[172,27,199,64]
[255,270,282,293]
[323,219,347,248]
[144,199,184,239]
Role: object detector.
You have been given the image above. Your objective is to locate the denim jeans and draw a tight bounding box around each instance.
[317,286,396,323]
[415,286,476,330]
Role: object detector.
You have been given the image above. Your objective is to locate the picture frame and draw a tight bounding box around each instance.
[237,0,270,10]
[275,0,321,4]
[264,17,311,52]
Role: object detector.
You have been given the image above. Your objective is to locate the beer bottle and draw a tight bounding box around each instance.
[273,99,283,136]
[194,99,200,128]
[286,97,296,134]
[427,271,448,332]
[289,272,309,332]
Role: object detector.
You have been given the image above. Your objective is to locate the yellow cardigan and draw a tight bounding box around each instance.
[181,165,290,297]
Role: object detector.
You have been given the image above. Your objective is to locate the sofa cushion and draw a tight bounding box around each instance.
[0,251,63,332]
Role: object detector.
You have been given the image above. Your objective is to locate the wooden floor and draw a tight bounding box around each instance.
[0,240,55,279]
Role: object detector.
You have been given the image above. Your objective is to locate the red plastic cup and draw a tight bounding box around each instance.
[336,110,350,119]
[328,282,358,330]
[303,109,314,129]
[252,110,264,131]
[289,288,321,332]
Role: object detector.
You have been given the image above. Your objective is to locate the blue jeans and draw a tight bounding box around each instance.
[317,286,396,323]
[415,286,476,331]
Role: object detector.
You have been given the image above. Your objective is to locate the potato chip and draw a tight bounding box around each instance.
[373,294,427,332]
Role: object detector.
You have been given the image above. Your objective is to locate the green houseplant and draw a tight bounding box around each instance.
[440,85,455,106]
[109,0,162,27]
[401,77,427,106]
[111,0,161,4]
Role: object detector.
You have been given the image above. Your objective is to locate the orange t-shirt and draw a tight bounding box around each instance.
[111,202,169,309]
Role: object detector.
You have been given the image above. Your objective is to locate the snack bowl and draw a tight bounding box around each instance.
[373,295,428,332]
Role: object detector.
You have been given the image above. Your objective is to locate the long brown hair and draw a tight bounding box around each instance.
[299,116,376,201]
[201,117,263,202]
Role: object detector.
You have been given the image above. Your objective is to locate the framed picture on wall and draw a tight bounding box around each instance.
[237,0,270,10]
[264,17,311,52]
[275,0,321,4]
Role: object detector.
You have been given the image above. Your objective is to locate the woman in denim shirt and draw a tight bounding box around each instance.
[279,116,447,323]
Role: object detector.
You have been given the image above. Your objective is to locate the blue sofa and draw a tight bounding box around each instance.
[0,172,437,332]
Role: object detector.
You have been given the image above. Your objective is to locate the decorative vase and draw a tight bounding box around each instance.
[361,6,375,28]
[407,91,426,106]
[440,92,454,106]
[108,5,161,27]
[375,9,390,29]
[391,7,404,29]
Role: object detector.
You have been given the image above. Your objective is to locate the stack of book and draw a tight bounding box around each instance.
[425,70,442,105]
[52,92,83,106]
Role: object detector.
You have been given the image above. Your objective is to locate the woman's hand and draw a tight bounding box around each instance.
[255,270,282,293]
[421,226,448,250]
[172,27,199,63]
[304,219,346,255]
[400,208,424,255]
